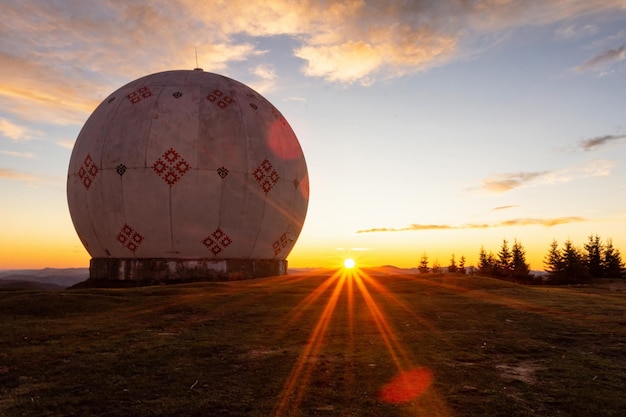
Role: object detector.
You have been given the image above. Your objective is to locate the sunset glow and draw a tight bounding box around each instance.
[343,258,356,269]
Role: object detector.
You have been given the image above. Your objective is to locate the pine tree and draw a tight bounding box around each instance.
[459,256,466,275]
[561,239,588,283]
[544,239,563,283]
[478,246,494,275]
[431,259,442,274]
[497,239,512,277]
[511,239,530,279]
[448,254,458,273]
[584,234,604,278]
[418,252,430,274]
[603,239,625,278]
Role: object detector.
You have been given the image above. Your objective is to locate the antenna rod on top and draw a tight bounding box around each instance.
[194,47,203,71]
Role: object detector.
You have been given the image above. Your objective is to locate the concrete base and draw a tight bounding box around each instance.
[88,258,287,284]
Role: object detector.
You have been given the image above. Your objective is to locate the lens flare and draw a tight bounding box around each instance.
[344,258,356,269]
[380,368,434,404]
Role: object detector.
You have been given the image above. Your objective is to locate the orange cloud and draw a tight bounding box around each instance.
[356,216,588,233]
[481,171,547,193]
[0,118,38,142]
[296,41,383,85]
[2,0,626,126]
[0,54,102,125]
[491,205,518,211]
[0,168,40,182]
[477,159,615,193]
[499,217,587,227]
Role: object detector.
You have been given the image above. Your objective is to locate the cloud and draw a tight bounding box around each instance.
[555,24,599,40]
[0,1,257,125]
[0,168,41,182]
[357,224,457,233]
[296,41,384,86]
[295,28,457,85]
[0,167,63,188]
[55,139,76,149]
[574,45,626,72]
[356,216,588,233]
[1,0,626,127]
[289,0,626,84]
[252,64,276,81]
[0,53,103,125]
[543,159,614,184]
[498,217,587,227]
[0,118,40,142]
[481,171,547,193]
[477,159,614,193]
[578,133,626,150]
[491,205,518,211]
[247,64,278,93]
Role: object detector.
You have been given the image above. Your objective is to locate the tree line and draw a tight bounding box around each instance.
[478,239,530,280]
[543,235,624,284]
[418,253,468,275]
[417,235,625,284]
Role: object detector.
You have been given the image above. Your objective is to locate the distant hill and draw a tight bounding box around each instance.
[0,265,428,290]
[0,280,67,291]
[375,265,420,275]
[0,268,89,289]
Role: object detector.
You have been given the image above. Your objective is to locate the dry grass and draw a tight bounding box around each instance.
[0,269,624,416]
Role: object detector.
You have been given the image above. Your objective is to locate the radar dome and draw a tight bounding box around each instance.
[67,69,309,283]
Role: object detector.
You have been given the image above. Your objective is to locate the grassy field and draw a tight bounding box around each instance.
[0,268,624,416]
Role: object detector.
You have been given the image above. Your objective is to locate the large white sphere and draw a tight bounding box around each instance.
[67,69,309,266]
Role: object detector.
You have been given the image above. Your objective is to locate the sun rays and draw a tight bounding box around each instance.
[271,267,447,416]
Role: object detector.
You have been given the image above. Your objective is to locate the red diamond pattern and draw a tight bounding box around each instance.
[272,233,289,256]
[152,148,191,186]
[78,153,98,190]
[127,86,153,104]
[201,228,233,256]
[253,158,279,194]
[117,223,144,253]
[207,89,234,109]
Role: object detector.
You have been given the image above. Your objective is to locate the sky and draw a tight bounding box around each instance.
[1,0,625,271]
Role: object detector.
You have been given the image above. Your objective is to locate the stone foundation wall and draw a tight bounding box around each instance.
[89,258,287,284]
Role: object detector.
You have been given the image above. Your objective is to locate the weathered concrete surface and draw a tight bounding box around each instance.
[89,258,287,283]
[68,69,308,262]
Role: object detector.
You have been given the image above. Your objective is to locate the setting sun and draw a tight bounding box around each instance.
[343,258,356,269]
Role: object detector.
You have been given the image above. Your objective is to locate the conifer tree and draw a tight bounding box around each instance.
[459,256,466,275]
[544,239,563,283]
[418,253,430,274]
[431,259,442,274]
[448,254,458,273]
[561,239,588,283]
[603,239,625,278]
[478,246,495,275]
[511,239,530,279]
[497,239,513,277]
[584,234,604,278]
